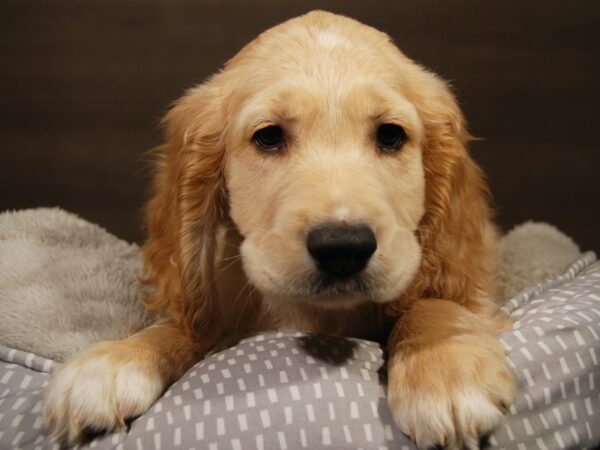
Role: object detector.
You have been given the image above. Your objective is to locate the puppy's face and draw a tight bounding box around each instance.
[224,15,427,308]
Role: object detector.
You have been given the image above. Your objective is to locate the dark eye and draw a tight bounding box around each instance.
[252,125,285,152]
[376,123,407,152]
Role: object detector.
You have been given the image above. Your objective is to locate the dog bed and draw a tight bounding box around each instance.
[0,208,598,449]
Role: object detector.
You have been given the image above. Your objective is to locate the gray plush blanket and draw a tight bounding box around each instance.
[0,208,155,361]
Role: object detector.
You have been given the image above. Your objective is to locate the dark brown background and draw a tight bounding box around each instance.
[1,1,599,250]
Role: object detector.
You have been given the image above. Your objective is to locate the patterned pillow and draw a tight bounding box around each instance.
[0,252,598,450]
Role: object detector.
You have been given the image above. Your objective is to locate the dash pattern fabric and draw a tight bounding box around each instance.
[0,253,599,449]
[494,252,600,450]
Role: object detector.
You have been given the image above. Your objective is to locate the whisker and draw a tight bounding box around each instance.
[219,254,242,263]
[231,280,258,335]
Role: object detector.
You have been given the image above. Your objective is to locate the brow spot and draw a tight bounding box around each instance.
[317,30,347,48]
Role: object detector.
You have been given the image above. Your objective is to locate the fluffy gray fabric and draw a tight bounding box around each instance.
[496,221,581,299]
[0,208,154,362]
[0,208,581,362]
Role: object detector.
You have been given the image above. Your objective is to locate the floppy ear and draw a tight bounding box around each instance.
[142,79,228,350]
[389,73,496,315]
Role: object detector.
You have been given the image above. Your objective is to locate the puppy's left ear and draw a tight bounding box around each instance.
[392,71,497,315]
[142,78,229,348]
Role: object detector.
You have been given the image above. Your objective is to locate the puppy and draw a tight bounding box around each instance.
[44,11,515,449]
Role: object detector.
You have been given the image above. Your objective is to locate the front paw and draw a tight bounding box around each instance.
[388,334,515,449]
[44,341,164,445]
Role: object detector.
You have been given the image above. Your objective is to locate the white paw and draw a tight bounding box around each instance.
[387,333,515,449]
[390,388,507,449]
[44,343,164,444]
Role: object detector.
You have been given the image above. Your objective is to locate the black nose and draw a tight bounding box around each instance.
[306,223,377,279]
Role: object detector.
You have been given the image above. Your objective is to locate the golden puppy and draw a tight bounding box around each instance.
[44,11,515,449]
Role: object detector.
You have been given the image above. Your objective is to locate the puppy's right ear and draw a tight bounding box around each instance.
[142,78,228,351]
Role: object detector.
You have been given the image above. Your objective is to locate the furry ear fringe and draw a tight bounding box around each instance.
[386,73,495,317]
[141,82,227,350]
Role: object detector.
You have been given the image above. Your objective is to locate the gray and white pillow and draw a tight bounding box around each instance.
[1,252,599,450]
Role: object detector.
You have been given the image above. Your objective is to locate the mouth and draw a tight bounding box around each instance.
[309,273,370,298]
[259,269,372,308]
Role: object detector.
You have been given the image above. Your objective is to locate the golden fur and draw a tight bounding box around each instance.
[44,11,515,449]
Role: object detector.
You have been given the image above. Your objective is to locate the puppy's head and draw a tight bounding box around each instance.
[144,11,489,339]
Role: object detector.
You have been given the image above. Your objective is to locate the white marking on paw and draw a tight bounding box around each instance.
[44,349,163,445]
[454,390,504,438]
[114,362,164,419]
[390,388,506,450]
